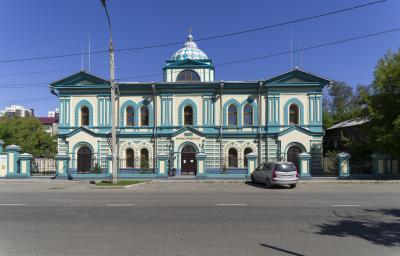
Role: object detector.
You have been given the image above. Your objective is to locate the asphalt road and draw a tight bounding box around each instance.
[0,180,399,256]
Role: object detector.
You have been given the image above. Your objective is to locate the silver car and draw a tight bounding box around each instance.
[251,162,299,188]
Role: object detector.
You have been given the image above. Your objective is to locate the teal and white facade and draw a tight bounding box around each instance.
[50,33,330,178]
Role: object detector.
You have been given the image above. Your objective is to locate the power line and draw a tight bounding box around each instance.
[215,27,400,66]
[0,0,388,64]
[0,96,56,105]
[0,82,48,87]
[1,26,398,90]
[0,65,158,78]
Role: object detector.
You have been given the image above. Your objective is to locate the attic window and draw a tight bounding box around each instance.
[176,70,200,82]
[79,80,95,85]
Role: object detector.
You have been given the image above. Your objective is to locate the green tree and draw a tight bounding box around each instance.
[366,49,400,157]
[0,116,57,157]
[322,81,367,128]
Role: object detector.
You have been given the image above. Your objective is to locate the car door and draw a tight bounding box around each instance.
[254,164,263,182]
[267,163,274,180]
[260,163,270,181]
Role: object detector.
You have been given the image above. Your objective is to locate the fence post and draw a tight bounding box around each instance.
[196,153,207,179]
[55,155,70,178]
[19,153,33,177]
[371,153,390,175]
[0,140,6,178]
[106,155,113,175]
[246,152,258,178]
[392,160,399,174]
[157,153,168,179]
[6,145,20,177]
[337,152,351,178]
[298,153,312,179]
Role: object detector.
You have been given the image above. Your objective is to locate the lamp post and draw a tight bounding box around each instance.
[100,0,118,183]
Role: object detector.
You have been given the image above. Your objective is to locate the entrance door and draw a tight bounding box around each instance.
[287,145,302,171]
[181,145,197,175]
[77,146,92,174]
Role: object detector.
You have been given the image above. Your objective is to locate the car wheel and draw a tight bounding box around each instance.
[290,184,297,189]
[265,178,272,189]
[251,175,255,183]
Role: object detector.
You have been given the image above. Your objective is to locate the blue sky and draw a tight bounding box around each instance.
[0,0,399,116]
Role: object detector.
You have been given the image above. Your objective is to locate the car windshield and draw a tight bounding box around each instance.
[275,163,296,172]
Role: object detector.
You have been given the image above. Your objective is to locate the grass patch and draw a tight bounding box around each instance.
[95,180,147,187]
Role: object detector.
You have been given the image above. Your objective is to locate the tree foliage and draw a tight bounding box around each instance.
[0,116,57,158]
[322,81,369,128]
[365,49,400,157]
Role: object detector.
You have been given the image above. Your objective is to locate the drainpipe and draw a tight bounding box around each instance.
[152,83,157,173]
[258,81,262,164]
[219,81,224,172]
[116,83,120,165]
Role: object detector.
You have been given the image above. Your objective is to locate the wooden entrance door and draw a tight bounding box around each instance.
[287,146,302,171]
[77,146,92,174]
[181,145,197,175]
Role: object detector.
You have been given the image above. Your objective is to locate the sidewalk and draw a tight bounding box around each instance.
[1,177,399,184]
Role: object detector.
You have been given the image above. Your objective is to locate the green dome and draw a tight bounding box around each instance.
[171,33,208,61]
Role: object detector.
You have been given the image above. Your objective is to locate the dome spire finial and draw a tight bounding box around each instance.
[187,27,193,42]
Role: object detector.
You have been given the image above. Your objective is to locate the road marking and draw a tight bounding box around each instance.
[331,204,362,207]
[0,203,26,206]
[217,203,247,206]
[106,204,135,207]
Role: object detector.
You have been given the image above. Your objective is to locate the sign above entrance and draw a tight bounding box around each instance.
[172,127,204,144]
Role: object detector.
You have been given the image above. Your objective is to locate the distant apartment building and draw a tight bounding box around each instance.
[0,105,34,117]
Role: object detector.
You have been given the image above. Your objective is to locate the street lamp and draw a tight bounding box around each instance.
[100,0,118,183]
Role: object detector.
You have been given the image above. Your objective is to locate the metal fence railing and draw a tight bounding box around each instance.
[350,158,373,175]
[68,154,108,174]
[118,158,155,174]
[204,158,247,175]
[31,158,57,176]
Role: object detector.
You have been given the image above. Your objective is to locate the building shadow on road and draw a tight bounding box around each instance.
[244,181,292,190]
[315,208,400,247]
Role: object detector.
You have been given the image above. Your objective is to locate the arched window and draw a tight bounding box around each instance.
[184,105,193,125]
[140,148,149,170]
[126,148,134,168]
[176,70,201,82]
[141,106,149,126]
[228,104,237,126]
[126,106,134,126]
[228,148,238,168]
[243,104,253,126]
[289,104,299,125]
[81,106,89,126]
[243,147,253,167]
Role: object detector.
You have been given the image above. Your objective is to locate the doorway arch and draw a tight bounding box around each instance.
[77,146,92,174]
[286,144,304,171]
[180,144,197,175]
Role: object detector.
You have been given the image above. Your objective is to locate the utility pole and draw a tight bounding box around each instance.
[101,0,118,183]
